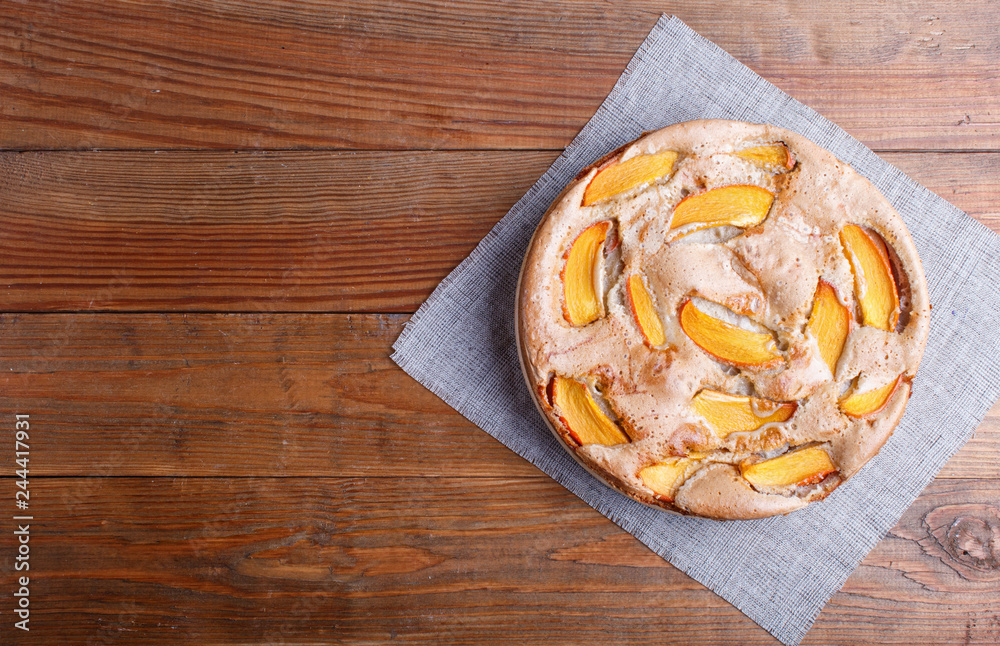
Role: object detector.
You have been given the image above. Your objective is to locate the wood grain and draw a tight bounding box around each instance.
[2,312,997,479]
[1,150,996,312]
[0,312,535,478]
[2,1,1000,151]
[0,150,554,312]
[0,476,997,645]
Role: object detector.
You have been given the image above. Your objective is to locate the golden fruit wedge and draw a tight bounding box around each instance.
[679,300,783,369]
[840,374,903,418]
[840,224,900,331]
[741,446,837,488]
[691,389,797,438]
[551,376,630,446]
[639,458,699,501]
[735,143,795,171]
[582,152,679,206]
[627,274,666,347]
[562,221,610,326]
[670,185,774,231]
[807,279,851,375]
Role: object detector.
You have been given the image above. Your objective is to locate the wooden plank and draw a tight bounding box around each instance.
[0,476,997,644]
[1,312,996,479]
[0,312,536,478]
[1,150,996,313]
[2,1,1000,151]
[888,152,1000,233]
[825,478,1000,644]
[0,150,554,312]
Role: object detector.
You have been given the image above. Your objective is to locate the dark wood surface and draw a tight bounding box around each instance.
[1,2,999,644]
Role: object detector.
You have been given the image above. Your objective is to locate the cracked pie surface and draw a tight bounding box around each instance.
[516,119,930,520]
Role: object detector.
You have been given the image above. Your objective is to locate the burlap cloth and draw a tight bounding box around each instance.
[392,15,1000,645]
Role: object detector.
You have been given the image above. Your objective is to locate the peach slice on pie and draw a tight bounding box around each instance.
[582,152,679,206]
[639,458,700,501]
[627,274,666,347]
[679,300,783,369]
[740,445,837,488]
[735,143,795,172]
[807,279,851,375]
[669,185,774,231]
[691,389,796,438]
[562,221,610,326]
[840,224,900,331]
[840,374,903,418]
[551,376,629,446]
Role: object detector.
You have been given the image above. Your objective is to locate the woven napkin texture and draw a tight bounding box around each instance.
[391,15,1000,645]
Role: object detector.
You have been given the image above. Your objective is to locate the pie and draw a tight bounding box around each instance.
[516,119,930,520]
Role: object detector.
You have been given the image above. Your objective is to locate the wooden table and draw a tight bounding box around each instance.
[2,2,999,643]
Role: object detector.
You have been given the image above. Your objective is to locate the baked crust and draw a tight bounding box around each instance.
[516,119,930,520]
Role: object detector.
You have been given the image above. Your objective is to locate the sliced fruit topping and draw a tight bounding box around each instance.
[740,445,837,488]
[840,224,900,332]
[639,458,700,501]
[627,274,666,347]
[582,152,679,206]
[679,300,783,369]
[670,185,774,231]
[562,221,610,326]
[840,374,903,418]
[551,376,629,446]
[691,389,797,439]
[807,279,851,375]
[735,143,795,172]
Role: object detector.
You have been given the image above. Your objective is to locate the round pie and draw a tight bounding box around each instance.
[516,119,930,520]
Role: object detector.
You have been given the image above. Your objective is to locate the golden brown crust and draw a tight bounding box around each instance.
[573,140,629,182]
[516,120,930,520]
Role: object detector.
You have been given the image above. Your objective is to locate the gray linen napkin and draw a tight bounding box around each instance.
[391,15,1000,645]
